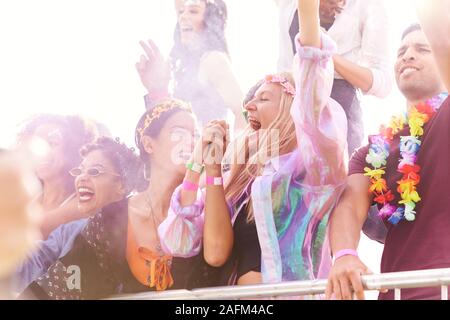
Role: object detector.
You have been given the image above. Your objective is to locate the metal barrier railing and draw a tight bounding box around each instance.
[109,268,450,300]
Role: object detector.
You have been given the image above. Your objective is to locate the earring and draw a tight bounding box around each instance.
[143,163,151,182]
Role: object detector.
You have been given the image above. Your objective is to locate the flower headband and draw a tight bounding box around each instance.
[264,75,296,96]
[137,99,192,141]
[242,75,296,122]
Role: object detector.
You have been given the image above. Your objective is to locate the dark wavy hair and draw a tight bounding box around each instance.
[170,0,229,85]
[134,98,193,190]
[80,137,141,195]
[17,114,98,193]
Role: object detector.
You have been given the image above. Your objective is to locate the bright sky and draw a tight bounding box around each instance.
[0,0,419,299]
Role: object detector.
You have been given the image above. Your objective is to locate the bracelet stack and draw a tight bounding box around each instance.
[186,162,204,174]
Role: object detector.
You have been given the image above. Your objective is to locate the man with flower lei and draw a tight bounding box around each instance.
[325,0,450,300]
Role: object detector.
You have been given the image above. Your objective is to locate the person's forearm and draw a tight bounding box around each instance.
[333,55,374,93]
[329,201,365,254]
[298,0,321,48]
[40,206,79,239]
[180,170,201,207]
[416,0,450,91]
[329,175,372,254]
[180,142,204,207]
[202,53,245,131]
[203,165,233,267]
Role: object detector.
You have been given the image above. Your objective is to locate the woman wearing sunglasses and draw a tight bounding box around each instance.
[20,99,217,300]
[18,136,140,299]
[160,0,348,288]
[13,138,132,295]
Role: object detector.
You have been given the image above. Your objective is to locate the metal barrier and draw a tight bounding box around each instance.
[109,268,450,300]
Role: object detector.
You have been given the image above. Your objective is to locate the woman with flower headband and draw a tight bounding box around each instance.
[136,0,246,130]
[159,0,348,287]
[20,100,218,299]
[123,98,218,294]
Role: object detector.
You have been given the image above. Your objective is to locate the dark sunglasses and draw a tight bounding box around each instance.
[69,167,121,178]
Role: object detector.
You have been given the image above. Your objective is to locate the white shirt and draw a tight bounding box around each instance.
[275,0,392,98]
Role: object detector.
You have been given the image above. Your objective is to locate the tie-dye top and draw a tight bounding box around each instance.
[158,32,348,284]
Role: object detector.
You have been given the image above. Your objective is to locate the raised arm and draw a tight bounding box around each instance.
[136,40,170,110]
[158,138,205,258]
[199,52,246,130]
[158,120,233,264]
[292,0,348,186]
[416,0,450,91]
[39,195,81,239]
[298,0,321,47]
[333,0,392,97]
[200,121,233,267]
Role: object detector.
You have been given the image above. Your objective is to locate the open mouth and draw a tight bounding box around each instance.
[77,186,95,203]
[248,116,262,131]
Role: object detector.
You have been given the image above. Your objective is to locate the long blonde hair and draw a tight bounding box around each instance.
[224,72,297,222]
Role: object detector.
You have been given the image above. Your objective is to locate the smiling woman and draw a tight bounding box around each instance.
[17,136,141,299]
[73,138,140,215]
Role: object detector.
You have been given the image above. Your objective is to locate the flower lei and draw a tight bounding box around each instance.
[364,93,448,225]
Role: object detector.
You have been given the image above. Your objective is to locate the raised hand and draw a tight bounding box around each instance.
[200,120,229,167]
[135,39,170,93]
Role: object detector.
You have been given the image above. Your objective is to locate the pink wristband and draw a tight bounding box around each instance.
[334,249,358,261]
[182,180,199,192]
[206,176,223,186]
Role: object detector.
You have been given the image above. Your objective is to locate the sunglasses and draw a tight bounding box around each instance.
[69,167,121,178]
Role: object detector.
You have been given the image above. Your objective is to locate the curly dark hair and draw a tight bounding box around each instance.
[17,113,98,193]
[79,137,141,195]
[170,0,229,87]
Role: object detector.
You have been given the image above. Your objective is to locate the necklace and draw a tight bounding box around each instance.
[143,191,164,255]
[364,93,448,225]
[138,192,174,291]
